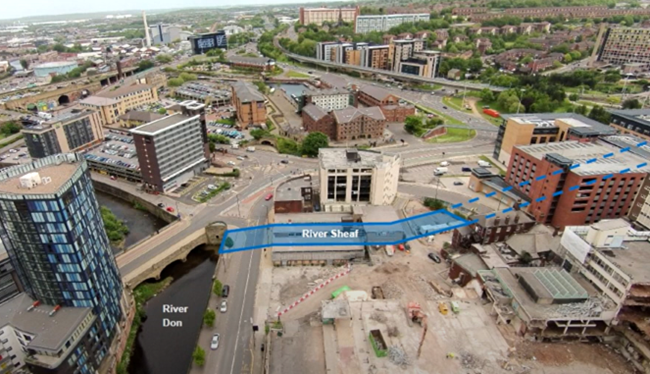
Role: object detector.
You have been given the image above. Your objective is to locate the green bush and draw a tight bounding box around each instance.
[193,346,205,366]
[100,206,129,242]
[423,198,446,210]
[212,279,223,296]
[203,309,216,327]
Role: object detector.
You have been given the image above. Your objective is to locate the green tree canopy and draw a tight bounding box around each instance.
[193,346,205,367]
[167,78,184,87]
[301,132,329,157]
[138,60,155,71]
[156,54,173,64]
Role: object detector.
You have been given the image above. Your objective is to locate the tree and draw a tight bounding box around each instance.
[423,198,445,210]
[19,59,29,70]
[301,132,328,157]
[404,115,423,135]
[521,56,533,64]
[52,43,66,52]
[179,72,197,82]
[203,309,216,327]
[209,142,216,152]
[249,129,270,140]
[157,108,167,115]
[479,88,495,103]
[519,251,533,264]
[588,105,611,124]
[212,279,223,296]
[563,53,573,63]
[138,60,155,70]
[568,93,579,101]
[1,122,21,136]
[622,98,642,109]
[156,54,173,64]
[167,78,183,87]
[193,346,205,367]
[467,57,483,72]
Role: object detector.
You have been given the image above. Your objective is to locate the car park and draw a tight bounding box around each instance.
[461,167,472,172]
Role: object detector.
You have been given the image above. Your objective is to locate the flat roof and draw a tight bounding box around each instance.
[516,141,650,176]
[358,205,400,223]
[0,294,93,351]
[0,155,82,195]
[97,84,151,99]
[275,212,352,224]
[276,178,314,201]
[130,113,198,135]
[84,130,139,170]
[22,108,94,132]
[502,112,615,136]
[80,95,120,106]
[608,108,650,128]
[319,148,397,169]
[598,241,650,283]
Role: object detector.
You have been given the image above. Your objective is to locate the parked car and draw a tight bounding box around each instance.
[210,333,220,350]
[453,181,463,186]
[265,193,273,201]
[222,285,230,298]
[280,159,289,164]
[428,252,441,263]
[157,203,165,208]
[227,161,236,166]
[237,156,245,161]
[442,106,448,109]
[220,300,227,313]
[461,167,472,172]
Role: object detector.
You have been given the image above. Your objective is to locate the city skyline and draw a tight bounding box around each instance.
[1,0,341,21]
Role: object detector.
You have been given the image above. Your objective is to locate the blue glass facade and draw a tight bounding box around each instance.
[0,154,123,374]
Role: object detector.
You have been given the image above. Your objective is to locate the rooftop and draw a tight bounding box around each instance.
[276,177,314,202]
[357,205,400,223]
[228,56,273,66]
[502,112,616,136]
[319,148,397,169]
[516,141,650,176]
[319,73,348,89]
[130,113,199,135]
[608,108,650,127]
[84,130,139,171]
[0,154,83,195]
[302,103,329,121]
[454,253,488,277]
[80,96,120,106]
[600,135,650,160]
[506,225,560,258]
[231,81,265,103]
[118,110,164,123]
[33,61,77,68]
[22,108,95,132]
[358,85,392,102]
[97,84,152,99]
[476,210,534,228]
[332,106,385,124]
[597,240,650,284]
[303,87,349,97]
[0,294,93,352]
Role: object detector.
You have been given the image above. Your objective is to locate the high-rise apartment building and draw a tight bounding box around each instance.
[299,6,359,26]
[0,153,124,374]
[131,101,210,192]
[596,26,650,68]
[388,39,424,72]
[22,108,104,158]
[318,148,400,211]
[354,13,430,34]
[231,81,266,129]
[80,84,159,127]
[505,141,650,228]
[396,50,441,79]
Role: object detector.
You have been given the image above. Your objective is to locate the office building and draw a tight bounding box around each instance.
[299,6,359,26]
[493,113,617,166]
[608,108,650,141]
[505,141,650,228]
[0,153,124,374]
[22,108,104,159]
[596,26,650,68]
[302,104,386,141]
[355,13,430,34]
[303,88,350,112]
[148,24,192,45]
[318,148,400,211]
[231,81,266,129]
[80,84,159,127]
[395,50,441,79]
[388,39,424,72]
[356,85,415,122]
[131,101,210,192]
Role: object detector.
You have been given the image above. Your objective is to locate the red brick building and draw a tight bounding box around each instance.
[302,104,336,139]
[506,141,649,228]
[452,210,536,248]
[302,104,386,141]
[356,85,414,122]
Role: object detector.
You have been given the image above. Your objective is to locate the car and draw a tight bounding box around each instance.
[8,149,17,153]
[210,333,220,350]
[222,285,230,298]
[157,203,165,208]
[166,207,175,213]
[428,252,441,263]
[280,159,289,164]
[461,167,472,172]
[453,181,463,186]
[265,193,273,201]
[442,106,448,109]
[207,184,217,190]
[227,161,236,166]
[237,156,245,161]
[220,300,227,313]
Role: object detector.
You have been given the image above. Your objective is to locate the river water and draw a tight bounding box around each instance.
[95,192,167,253]
[127,247,217,374]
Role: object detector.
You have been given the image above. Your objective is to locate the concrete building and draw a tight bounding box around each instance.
[318,148,400,211]
[597,27,650,68]
[506,141,650,228]
[274,175,317,214]
[223,25,244,36]
[493,113,617,166]
[22,108,104,158]
[557,219,650,371]
[227,56,275,71]
[85,130,142,183]
[131,101,210,192]
[231,81,266,129]
[149,24,191,45]
[0,154,124,374]
[174,82,232,107]
[299,6,359,26]
[354,13,430,34]
[303,88,350,111]
[80,84,159,127]
[608,108,650,141]
[32,61,77,78]
[356,85,415,122]
[118,110,165,128]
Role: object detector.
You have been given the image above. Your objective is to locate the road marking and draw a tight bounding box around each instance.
[229,249,255,374]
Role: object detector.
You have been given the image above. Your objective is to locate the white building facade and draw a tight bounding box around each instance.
[355,13,430,34]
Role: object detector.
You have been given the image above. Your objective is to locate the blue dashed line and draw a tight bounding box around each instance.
[585,180,597,185]
[569,185,579,191]
[586,158,597,164]
[502,186,513,192]
[603,153,614,158]
[468,197,479,203]
[552,190,563,197]
[552,170,563,175]
[603,174,614,180]
[536,175,546,181]
[638,141,648,147]
[451,203,463,209]
[570,164,580,169]
[638,162,648,168]
[620,147,630,153]
[621,168,630,174]
[502,207,513,213]
[535,196,546,202]
[485,191,496,197]
[519,202,530,207]
[519,181,530,187]
[485,213,496,219]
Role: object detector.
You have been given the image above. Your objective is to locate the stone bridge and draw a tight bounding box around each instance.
[122,222,228,288]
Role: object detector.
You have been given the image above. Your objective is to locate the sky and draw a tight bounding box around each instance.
[2,0,330,20]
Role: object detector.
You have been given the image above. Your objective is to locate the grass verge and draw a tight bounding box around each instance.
[406,100,465,126]
[117,277,173,374]
[195,182,231,203]
[0,134,23,149]
[285,70,310,78]
[427,127,476,143]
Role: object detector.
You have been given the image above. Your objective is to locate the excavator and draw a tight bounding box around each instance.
[406,302,428,358]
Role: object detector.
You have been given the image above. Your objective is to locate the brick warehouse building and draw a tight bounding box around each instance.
[302,104,386,141]
[355,85,414,122]
[506,141,650,228]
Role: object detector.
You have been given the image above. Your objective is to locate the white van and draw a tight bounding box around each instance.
[440,161,449,167]
[246,147,255,152]
[434,167,448,175]
[478,160,491,168]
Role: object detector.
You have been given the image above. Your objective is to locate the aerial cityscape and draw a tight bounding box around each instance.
[1,0,650,374]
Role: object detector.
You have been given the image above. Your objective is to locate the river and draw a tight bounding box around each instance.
[128,247,217,374]
[95,192,167,253]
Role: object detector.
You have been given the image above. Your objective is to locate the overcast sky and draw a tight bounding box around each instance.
[3,0,329,20]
